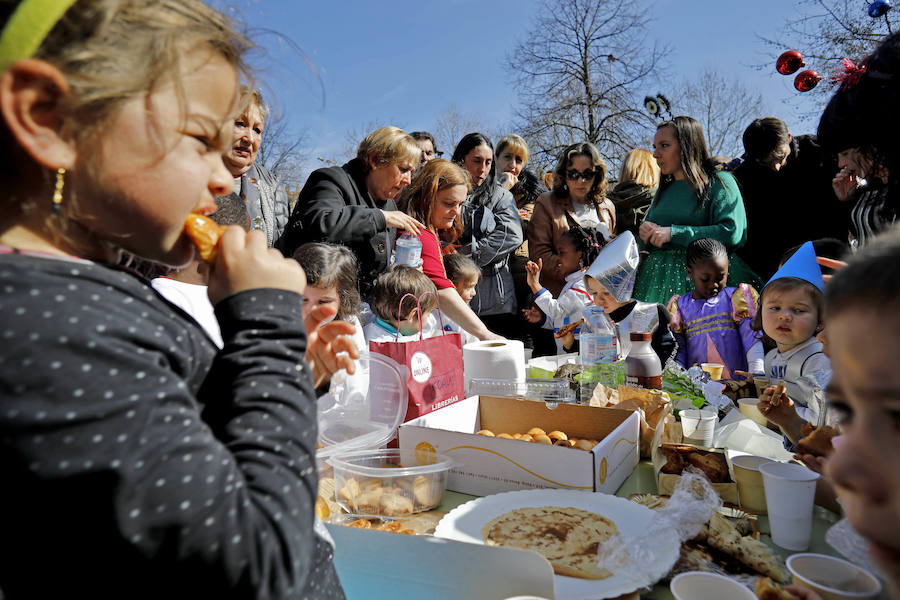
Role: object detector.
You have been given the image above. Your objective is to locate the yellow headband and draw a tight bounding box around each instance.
[0,0,79,73]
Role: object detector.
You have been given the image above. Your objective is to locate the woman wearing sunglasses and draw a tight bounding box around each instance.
[529,142,615,296]
[633,116,760,304]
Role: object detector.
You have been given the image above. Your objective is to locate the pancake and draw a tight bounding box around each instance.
[481,506,620,579]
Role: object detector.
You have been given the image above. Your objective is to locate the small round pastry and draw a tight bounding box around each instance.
[519,434,534,442]
[547,430,568,441]
[497,433,514,439]
[527,427,546,437]
[553,438,570,447]
[574,439,594,451]
[532,434,553,445]
[476,430,495,436]
[512,433,524,440]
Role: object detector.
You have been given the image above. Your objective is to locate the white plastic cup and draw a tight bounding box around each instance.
[760,461,820,550]
[670,571,756,599]
[680,409,717,447]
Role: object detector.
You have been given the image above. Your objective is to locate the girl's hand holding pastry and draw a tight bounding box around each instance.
[206,228,307,305]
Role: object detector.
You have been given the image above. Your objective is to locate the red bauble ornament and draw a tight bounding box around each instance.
[794,69,822,92]
[776,50,805,75]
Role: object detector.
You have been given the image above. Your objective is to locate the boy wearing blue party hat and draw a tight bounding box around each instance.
[754,242,832,446]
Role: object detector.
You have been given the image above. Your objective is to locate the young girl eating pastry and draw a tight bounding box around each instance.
[0,1,352,596]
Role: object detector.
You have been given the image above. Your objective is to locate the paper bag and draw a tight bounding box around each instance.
[369,293,465,424]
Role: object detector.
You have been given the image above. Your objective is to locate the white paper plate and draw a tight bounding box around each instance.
[434,489,680,599]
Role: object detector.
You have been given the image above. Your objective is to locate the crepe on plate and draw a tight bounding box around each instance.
[481,506,620,579]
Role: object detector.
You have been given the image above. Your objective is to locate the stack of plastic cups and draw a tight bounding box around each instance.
[680,409,717,446]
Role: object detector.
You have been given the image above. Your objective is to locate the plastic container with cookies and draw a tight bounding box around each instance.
[330,448,454,517]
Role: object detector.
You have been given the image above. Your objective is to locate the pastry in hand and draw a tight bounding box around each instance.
[183,213,226,263]
[795,424,840,457]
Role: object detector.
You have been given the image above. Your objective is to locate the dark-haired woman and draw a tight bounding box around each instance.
[634,116,760,305]
[529,142,615,297]
[452,133,523,339]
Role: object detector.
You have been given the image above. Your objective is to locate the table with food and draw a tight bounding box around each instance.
[314,345,886,600]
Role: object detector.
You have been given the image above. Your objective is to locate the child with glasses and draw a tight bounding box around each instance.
[528,142,615,297]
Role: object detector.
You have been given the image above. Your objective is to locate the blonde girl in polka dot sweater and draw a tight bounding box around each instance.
[0,1,354,598]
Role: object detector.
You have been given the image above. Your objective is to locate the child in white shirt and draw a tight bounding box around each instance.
[151,193,250,348]
[755,242,831,447]
[523,226,603,353]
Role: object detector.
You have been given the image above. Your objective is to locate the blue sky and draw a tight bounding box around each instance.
[211,0,837,183]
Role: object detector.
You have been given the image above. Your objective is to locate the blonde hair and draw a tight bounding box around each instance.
[238,86,269,124]
[27,0,250,148]
[2,0,250,248]
[370,266,438,324]
[356,126,421,173]
[398,159,470,240]
[618,149,659,188]
[495,134,530,165]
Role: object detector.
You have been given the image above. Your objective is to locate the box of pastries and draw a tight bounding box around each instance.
[652,442,739,504]
[399,395,640,497]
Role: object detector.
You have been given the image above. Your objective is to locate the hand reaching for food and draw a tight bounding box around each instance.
[758,383,805,444]
[525,258,543,293]
[304,304,359,388]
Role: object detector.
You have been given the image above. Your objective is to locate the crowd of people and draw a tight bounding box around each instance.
[1,0,900,598]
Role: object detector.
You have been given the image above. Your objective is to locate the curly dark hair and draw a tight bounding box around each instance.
[560,224,605,268]
[551,142,608,205]
[818,31,900,197]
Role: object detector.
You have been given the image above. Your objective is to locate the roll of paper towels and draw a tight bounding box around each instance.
[463,339,526,393]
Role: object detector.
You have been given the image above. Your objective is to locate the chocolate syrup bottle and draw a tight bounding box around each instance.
[625,331,661,389]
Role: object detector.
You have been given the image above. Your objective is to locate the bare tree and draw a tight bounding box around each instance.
[431,104,493,157]
[762,0,892,103]
[672,68,767,159]
[506,0,668,171]
[258,114,309,188]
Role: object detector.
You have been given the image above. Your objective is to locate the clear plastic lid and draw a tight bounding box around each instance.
[467,378,576,404]
[316,351,408,461]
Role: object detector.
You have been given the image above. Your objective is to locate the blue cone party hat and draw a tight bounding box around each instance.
[765,241,824,292]
[584,231,640,302]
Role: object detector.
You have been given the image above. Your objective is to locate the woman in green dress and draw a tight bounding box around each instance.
[634,116,760,304]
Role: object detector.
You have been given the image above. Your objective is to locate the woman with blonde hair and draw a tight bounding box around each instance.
[495,133,554,355]
[221,87,291,248]
[529,142,615,296]
[282,125,425,297]
[608,148,659,238]
[400,160,501,340]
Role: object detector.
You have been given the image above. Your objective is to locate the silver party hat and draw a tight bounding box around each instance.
[584,231,639,302]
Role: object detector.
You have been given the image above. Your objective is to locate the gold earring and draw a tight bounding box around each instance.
[51,168,65,214]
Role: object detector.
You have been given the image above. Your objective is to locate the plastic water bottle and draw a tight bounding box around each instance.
[394,233,422,267]
[579,308,617,402]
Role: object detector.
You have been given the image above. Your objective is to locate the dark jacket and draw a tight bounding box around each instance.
[608,179,656,238]
[281,158,395,297]
[732,135,850,281]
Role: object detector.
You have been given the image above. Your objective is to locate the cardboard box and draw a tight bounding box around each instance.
[651,442,739,504]
[399,395,640,497]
